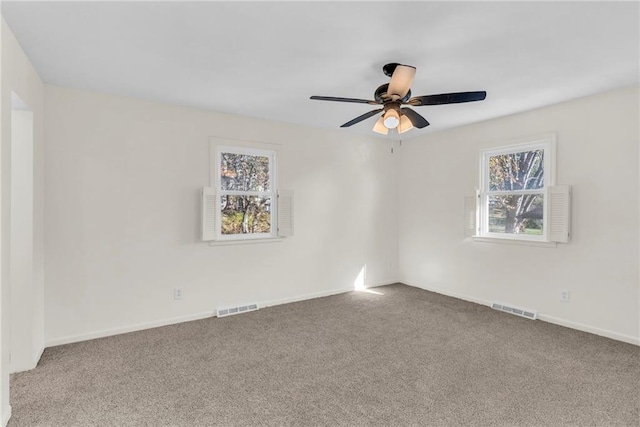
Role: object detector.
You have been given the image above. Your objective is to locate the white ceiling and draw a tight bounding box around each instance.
[2,1,639,139]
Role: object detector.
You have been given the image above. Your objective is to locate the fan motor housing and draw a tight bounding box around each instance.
[383,101,402,114]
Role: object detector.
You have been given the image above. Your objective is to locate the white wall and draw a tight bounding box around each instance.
[10,105,35,373]
[43,84,640,347]
[0,16,45,426]
[398,85,639,344]
[43,85,398,345]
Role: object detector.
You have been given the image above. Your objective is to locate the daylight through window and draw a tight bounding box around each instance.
[479,138,554,241]
[217,146,276,239]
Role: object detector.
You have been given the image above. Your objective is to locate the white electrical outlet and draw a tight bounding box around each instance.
[560,289,569,302]
[174,288,183,300]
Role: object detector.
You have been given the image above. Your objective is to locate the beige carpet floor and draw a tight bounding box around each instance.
[9,284,640,426]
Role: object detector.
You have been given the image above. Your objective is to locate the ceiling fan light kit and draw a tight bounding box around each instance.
[382,109,400,129]
[373,117,388,135]
[310,62,487,135]
[398,115,414,134]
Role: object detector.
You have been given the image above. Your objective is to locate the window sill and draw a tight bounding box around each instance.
[472,236,557,248]
[208,237,285,247]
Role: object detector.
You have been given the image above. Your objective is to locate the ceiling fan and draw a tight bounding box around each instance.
[310,63,486,134]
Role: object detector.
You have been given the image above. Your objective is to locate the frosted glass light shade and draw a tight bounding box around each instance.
[383,109,400,129]
[373,117,388,134]
[398,115,414,133]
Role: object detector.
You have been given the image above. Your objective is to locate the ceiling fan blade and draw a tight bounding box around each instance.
[311,96,379,105]
[401,107,430,129]
[340,109,384,128]
[408,91,487,106]
[387,65,416,99]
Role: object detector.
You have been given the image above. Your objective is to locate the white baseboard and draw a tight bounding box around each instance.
[2,405,11,427]
[8,343,46,374]
[41,279,640,349]
[367,280,400,289]
[46,310,216,347]
[401,280,640,346]
[259,280,398,309]
[259,287,353,309]
[46,282,400,349]
[402,280,493,307]
[536,313,640,346]
[33,343,45,366]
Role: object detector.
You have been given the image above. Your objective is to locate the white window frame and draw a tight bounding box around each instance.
[214,144,278,241]
[478,134,556,242]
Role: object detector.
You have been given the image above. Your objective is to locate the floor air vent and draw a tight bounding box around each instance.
[217,304,258,318]
[492,303,537,320]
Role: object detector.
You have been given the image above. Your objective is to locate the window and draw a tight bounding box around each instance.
[478,136,555,242]
[216,145,277,240]
[202,139,293,243]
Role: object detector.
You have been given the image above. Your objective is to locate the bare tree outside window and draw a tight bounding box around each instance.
[487,149,544,235]
[219,152,272,235]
